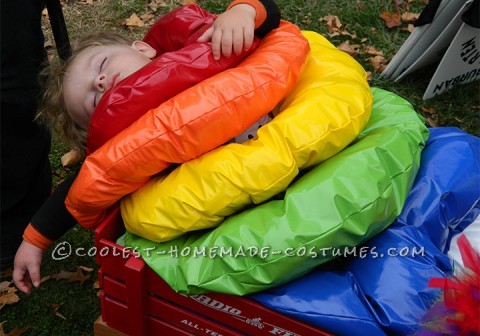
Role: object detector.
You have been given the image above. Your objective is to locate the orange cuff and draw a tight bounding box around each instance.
[23,224,53,251]
[227,0,267,29]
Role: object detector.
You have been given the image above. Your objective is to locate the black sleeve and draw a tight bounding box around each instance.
[30,173,78,240]
[254,0,281,37]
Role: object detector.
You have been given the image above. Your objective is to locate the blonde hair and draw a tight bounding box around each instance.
[38,31,133,157]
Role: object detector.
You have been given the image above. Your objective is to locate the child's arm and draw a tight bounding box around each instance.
[13,175,77,293]
[197,0,280,60]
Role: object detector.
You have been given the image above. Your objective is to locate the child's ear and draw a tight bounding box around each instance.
[131,41,157,59]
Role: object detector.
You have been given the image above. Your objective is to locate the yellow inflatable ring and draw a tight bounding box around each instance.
[121,30,373,242]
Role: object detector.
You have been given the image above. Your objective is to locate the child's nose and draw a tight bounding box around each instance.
[94,74,107,92]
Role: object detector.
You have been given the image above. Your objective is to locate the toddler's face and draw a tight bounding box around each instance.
[63,41,156,129]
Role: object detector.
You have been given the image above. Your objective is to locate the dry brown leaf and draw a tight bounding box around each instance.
[183,0,197,4]
[0,282,19,309]
[124,13,145,28]
[93,280,100,289]
[0,293,20,309]
[323,15,343,33]
[148,0,168,11]
[0,282,11,292]
[51,304,67,320]
[380,11,402,28]
[337,41,358,56]
[401,12,419,23]
[327,32,340,38]
[79,266,94,272]
[140,13,155,21]
[40,275,51,284]
[363,45,384,56]
[421,106,436,115]
[366,55,388,72]
[61,149,82,167]
[340,30,357,39]
[51,267,90,285]
[3,326,30,336]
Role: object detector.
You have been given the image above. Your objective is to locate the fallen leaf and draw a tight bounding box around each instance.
[421,106,436,115]
[322,15,342,33]
[363,45,384,56]
[148,0,168,11]
[52,304,67,320]
[3,326,30,336]
[40,275,51,284]
[79,266,94,272]
[401,12,419,23]
[93,281,100,289]
[366,55,388,72]
[327,32,340,38]
[380,11,402,28]
[61,149,82,167]
[0,282,11,292]
[337,40,358,56]
[183,0,197,4]
[140,13,155,21]
[0,282,19,309]
[51,267,90,285]
[340,30,357,39]
[123,13,145,28]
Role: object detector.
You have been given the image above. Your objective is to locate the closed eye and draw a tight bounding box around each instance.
[99,57,106,72]
[93,57,107,108]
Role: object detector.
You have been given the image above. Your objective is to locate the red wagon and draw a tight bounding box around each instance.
[94,207,332,336]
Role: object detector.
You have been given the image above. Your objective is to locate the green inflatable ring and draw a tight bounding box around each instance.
[124,88,429,295]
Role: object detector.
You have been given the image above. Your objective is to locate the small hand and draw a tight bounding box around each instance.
[13,240,44,294]
[197,4,256,60]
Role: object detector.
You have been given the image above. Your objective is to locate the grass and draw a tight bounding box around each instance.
[1,0,478,335]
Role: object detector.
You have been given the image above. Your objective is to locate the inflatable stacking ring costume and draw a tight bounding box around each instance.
[66,18,311,228]
[120,30,373,242]
[124,85,428,296]
[123,32,428,295]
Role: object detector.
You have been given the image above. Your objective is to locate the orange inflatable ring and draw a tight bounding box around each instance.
[66,21,310,229]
